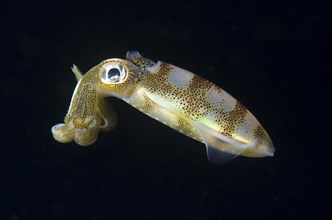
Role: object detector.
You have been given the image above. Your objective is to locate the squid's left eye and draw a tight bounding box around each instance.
[101,63,127,84]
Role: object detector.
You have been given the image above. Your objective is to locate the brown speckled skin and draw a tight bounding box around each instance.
[52,52,274,161]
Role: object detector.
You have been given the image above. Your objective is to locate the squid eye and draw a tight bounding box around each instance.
[101,63,127,84]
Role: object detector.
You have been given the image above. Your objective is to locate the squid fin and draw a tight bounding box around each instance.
[191,122,252,164]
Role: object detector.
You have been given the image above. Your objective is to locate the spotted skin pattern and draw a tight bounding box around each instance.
[52,51,274,163]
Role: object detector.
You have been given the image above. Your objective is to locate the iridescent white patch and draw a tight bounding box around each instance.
[168,67,194,89]
[206,88,236,112]
[234,112,258,141]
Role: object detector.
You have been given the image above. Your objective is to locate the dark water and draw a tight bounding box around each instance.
[1,0,331,219]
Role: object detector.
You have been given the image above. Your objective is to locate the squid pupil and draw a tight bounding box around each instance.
[108,68,120,79]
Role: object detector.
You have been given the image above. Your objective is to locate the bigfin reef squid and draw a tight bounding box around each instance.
[51,51,274,164]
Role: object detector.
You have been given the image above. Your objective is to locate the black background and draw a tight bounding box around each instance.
[1,0,331,219]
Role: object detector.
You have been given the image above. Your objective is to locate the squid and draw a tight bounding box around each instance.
[51,51,274,163]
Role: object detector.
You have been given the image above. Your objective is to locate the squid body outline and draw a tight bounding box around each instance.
[52,51,274,164]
